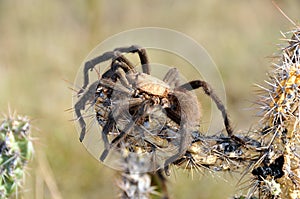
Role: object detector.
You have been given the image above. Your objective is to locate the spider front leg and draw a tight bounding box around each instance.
[114,45,150,74]
[80,45,150,92]
[74,81,99,142]
[179,80,245,144]
[76,76,134,142]
[99,112,116,161]
[101,52,136,80]
[163,68,181,88]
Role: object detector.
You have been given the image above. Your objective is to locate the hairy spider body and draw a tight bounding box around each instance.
[74,45,236,173]
[96,70,199,166]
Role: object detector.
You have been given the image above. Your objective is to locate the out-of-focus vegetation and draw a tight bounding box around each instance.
[0,1,299,198]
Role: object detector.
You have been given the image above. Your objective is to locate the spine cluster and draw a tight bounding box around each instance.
[251,28,300,199]
[0,114,33,198]
[117,148,157,199]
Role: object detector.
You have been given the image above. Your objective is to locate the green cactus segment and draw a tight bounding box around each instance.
[0,115,33,198]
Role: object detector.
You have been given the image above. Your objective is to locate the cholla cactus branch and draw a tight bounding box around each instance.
[173,132,261,174]
[245,28,300,198]
[0,114,33,198]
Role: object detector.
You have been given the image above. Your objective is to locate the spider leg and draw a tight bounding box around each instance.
[115,45,150,75]
[74,81,99,142]
[179,80,232,133]
[165,109,181,124]
[178,80,245,144]
[164,127,190,175]
[99,118,115,161]
[113,52,136,72]
[75,77,134,142]
[101,53,136,79]
[163,68,182,124]
[97,79,132,96]
[101,60,127,80]
[101,62,132,91]
[163,68,181,88]
[115,67,131,89]
[81,45,149,92]
[164,90,201,175]
[100,99,148,161]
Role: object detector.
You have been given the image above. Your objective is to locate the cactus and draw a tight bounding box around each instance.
[248,27,300,199]
[0,114,34,198]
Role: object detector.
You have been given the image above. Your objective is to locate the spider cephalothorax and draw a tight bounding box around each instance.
[74,45,237,172]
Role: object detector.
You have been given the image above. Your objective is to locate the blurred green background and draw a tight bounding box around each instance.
[0,1,299,198]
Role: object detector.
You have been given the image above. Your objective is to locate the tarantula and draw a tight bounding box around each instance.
[74,45,240,172]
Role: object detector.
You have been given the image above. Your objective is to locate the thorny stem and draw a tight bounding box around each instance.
[0,113,34,199]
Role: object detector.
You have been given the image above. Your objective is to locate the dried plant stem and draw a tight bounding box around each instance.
[117,148,158,199]
[36,150,63,199]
